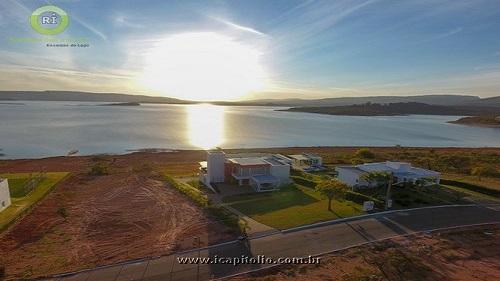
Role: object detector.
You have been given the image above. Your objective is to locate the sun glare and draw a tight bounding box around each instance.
[186,104,225,149]
[141,32,267,101]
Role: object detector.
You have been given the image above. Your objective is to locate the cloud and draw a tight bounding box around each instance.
[0,64,143,95]
[113,14,144,29]
[0,0,32,31]
[0,50,140,94]
[72,14,108,40]
[434,27,463,40]
[269,0,383,49]
[210,17,267,37]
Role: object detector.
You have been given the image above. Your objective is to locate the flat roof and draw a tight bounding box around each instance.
[263,157,288,166]
[335,166,365,174]
[226,152,269,158]
[289,154,309,161]
[229,157,269,166]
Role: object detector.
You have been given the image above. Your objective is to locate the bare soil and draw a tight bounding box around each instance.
[230,225,500,281]
[0,151,233,280]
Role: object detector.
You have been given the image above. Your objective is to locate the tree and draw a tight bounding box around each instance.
[361,171,393,209]
[315,179,349,211]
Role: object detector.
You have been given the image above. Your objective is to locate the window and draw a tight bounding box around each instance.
[1,201,5,207]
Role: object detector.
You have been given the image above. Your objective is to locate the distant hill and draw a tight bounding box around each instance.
[0,91,498,107]
[463,96,500,107]
[0,91,193,104]
[281,102,500,116]
[252,94,500,107]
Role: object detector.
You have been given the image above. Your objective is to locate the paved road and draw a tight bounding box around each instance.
[48,205,500,281]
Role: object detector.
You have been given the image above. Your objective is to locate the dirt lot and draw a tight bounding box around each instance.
[0,151,234,280]
[231,225,500,281]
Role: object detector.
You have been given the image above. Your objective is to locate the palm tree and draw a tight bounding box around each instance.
[315,179,349,211]
[361,171,393,209]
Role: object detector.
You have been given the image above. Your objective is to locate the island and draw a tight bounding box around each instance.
[99,102,141,106]
[279,102,499,116]
[448,115,500,128]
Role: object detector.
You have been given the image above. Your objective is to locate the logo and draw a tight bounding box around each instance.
[30,5,69,35]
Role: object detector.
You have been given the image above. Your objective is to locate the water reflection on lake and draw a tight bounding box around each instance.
[186,104,225,149]
[0,101,499,159]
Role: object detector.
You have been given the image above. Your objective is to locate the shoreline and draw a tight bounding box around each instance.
[1,146,500,162]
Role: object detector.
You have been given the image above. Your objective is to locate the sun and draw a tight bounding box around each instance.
[140,32,268,101]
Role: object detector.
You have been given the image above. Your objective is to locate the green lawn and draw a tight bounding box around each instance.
[6,177,31,198]
[223,184,363,230]
[0,172,69,231]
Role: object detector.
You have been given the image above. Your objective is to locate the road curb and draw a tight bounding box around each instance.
[213,221,500,281]
[41,203,500,280]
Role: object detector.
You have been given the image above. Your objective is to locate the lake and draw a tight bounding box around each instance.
[1,101,499,159]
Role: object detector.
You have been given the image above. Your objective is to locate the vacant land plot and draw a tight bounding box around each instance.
[0,172,69,231]
[231,225,500,281]
[0,155,235,280]
[443,173,500,192]
[223,184,363,229]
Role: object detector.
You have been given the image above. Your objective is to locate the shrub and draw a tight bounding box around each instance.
[206,205,246,234]
[89,162,109,176]
[164,175,209,207]
[356,148,375,159]
[350,158,364,165]
[132,163,154,174]
[291,176,317,188]
[57,207,68,219]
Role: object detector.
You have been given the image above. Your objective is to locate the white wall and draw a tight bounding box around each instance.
[207,151,225,183]
[310,156,322,166]
[270,164,291,183]
[0,179,11,212]
[335,168,361,187]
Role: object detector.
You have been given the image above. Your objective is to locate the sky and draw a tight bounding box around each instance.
[1,0,500,100]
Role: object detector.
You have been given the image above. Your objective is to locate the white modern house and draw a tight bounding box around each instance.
[0,178,11,212]
[199,151,291,192]
[289,153,323,171]
[335,161,440,189]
